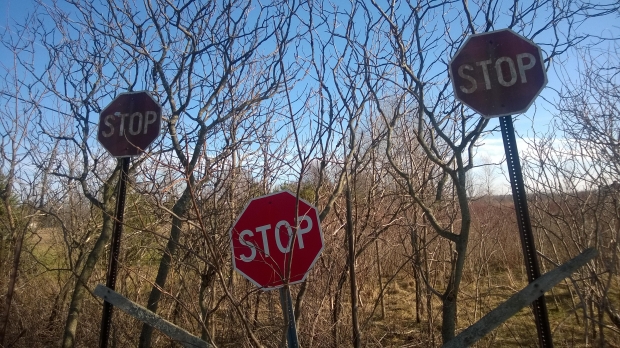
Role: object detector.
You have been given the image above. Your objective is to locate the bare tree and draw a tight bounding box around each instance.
[524,40,620,345]
[2,0,618,346]
[0,13,55,344]
[351,0,609,343]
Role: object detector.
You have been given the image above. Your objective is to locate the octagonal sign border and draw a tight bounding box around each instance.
[449,29,547,118]
[97,91,162,158]
[229,190,324,291]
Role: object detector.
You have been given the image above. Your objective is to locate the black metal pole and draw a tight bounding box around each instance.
[279,286,299,348]
[100,157,130,348]
[499,115,553,348]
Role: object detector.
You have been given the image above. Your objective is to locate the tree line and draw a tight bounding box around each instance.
[0,0,618,347]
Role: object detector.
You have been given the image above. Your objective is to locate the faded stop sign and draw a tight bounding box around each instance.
[98,91,162,157]
[449,29,547,118]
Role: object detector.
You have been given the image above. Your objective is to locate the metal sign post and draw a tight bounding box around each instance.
[99,157,130,348]
[229,191,320,347]
[500,115,553,348]
[449,29,554,348]
[279,286,299,348]
[97,91,161,348]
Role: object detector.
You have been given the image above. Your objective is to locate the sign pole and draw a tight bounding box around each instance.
[99,157,130,348]
[279,286,299,348]
[96,91,161,347]
[499,115,553,348]
[449,29,552,346]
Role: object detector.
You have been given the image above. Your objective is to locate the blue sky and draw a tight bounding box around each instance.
[1,1,618,194]
[0,0,37,38]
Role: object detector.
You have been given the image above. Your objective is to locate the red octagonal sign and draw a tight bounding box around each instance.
[98,91,162,157]
[229,191,324,290]
[449,29,547,118]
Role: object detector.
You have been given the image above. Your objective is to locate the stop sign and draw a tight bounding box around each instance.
[98,91,162,157]
[449,29,547,118]
[229,191,324,290]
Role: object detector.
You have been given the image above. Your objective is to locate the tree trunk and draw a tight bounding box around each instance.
[440,241,469,342]
[0,171,19,345]
[410,210,425,324]
[0,237,5,288]
[61,213,115,348]
[331,270,347,347]
[374,240,385,320]
[441,286,458,343]
[411,229,424,323]
[199,265,216,343]
[438,168,472,343]
[345,186,361,347]
[139,187,192,347]
[59,155,121,348]
[0,225,24,346]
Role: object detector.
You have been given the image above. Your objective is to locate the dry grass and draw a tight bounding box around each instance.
[4,216,620,347]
